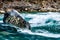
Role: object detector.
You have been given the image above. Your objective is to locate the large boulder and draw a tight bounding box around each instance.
[3,9,31,30]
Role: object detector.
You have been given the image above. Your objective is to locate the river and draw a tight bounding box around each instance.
[0,12,60,40]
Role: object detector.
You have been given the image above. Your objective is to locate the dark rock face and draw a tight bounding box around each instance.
[3,9,31,30]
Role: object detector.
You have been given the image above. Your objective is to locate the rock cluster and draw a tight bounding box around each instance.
[0,0,60,12]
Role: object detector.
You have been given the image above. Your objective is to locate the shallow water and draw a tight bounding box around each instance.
[0,12,60,40]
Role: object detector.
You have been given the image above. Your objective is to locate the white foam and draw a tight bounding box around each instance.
[28,13,60,24]
[0,21,3,23]
[20,29,60,38]
[25,14,38,18]
[19,12,60,38]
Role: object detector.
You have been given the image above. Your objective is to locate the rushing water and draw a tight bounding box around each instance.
[0,12,60,40]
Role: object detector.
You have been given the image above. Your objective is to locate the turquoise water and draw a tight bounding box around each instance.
[0,12,60,40]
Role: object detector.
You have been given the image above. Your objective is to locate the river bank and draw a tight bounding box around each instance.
[0,0,60,12]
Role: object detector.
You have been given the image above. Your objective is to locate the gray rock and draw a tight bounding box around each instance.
[3,9,31,30]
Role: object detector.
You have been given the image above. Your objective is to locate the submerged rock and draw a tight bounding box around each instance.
[0,23,17,33]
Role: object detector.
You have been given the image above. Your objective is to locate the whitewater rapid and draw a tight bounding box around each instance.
[1,12,60,38]
[18,12,60,38]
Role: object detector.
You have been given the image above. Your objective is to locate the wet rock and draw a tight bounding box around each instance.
[3,9,31,30]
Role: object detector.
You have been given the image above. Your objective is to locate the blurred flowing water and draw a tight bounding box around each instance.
[0,12,60,40]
